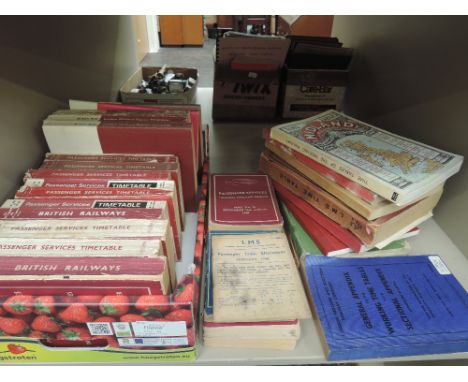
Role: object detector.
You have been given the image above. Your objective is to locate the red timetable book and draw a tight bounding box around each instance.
[44,153,179,163]
[0,234,176,290]
[0,216,177,288]
[42,110,199,211]
[0,256,170,295]
[0,204,168,220]
[67,100,203,171]
[209,173,283,232]
[26,167,185,218]
[22,176,173,190]
[8,193,182,259]
[16,184,182,228]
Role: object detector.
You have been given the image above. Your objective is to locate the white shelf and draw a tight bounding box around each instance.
[194,218,468,365]
[190,87,468,365]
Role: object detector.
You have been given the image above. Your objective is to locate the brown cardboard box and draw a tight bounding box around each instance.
[212,64,281,121]
[120,66,198,104]
[281,42,353,119]
[281,66,350,118]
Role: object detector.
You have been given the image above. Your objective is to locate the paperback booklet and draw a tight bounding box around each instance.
[269,110,463,205]
[211,233,310,322]
[303,255,468,361]
[209,173,283,232]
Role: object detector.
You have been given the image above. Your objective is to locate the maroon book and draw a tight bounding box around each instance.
[0,206,167,220]
[0,256,169,295]
[44,153,178,163]
[43,114,198,211]
[7,195,182,259]
[209,173,283,232]
[25,168,184,217]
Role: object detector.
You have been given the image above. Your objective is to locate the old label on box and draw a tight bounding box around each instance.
[283,84,345,117]
[214,80,278,107]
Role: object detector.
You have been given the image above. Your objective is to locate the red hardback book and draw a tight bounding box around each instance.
[0,206,167,220]
[23,176,173,188]
[209,173,283,232]
[273,181,366,253]
[0,256,169,295]
[26,167,184,217]
[43,111,198,211]
[30,167,184,219]
[8,194,182,259]
[282,197,352,256]
[44,153,178,163]
[68,101,203,171]
[16,185,181,221]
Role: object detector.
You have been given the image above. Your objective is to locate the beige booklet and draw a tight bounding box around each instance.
[212,233,311,322]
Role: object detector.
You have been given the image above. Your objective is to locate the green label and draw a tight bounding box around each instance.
[0,337,196,364]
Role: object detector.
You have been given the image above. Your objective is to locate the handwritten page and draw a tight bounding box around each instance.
[212,233,311,322]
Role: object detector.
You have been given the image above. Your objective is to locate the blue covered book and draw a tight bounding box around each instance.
[304,255,468,361]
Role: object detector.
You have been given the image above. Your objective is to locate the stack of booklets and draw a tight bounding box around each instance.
[0,153,187,296]
[204,232,310,350]
[203,174,310,349]
[302,255,468,361]
[260,109,464,257]
[41,101,205,212]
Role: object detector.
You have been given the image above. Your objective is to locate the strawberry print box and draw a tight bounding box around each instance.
[0,278,196,351]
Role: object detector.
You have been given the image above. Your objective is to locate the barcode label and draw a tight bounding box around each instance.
[87,322,114,336]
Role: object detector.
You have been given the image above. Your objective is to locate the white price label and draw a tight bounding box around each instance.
[429,255,451,275]
[131,321,187,337]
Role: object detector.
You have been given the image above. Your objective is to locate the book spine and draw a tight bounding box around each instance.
[0,256,166,275]
[44,154,177,163]
[270,126,402,204]
[23,177,174,190]
[38,162,178,171]
[273,181,365,253]
[0,237,161,257]
[259,153,375,244]
[29,169,176,178]
[0,207,165,220]
[266,138,378,203]
[16,187,173,198]
[283,198,350,257]
[0,280,164,296]
[0,218,168,238]
[4,198,166,210]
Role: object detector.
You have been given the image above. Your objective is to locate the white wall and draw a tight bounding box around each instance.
[0,16,139,201]
[332,16,468,256]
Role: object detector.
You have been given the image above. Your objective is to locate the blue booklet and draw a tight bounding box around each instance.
[304,255,468,361]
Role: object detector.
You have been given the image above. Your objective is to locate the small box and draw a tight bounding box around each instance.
[281,46,353,119]
[120,67,198,105]
[212,64,281,121]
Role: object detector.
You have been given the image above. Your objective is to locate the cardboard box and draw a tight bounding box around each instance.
[281,44,353,119]
[0,161,209,364]
[120,67,198,105]
[212,64,281,121]
[281,67,351,118]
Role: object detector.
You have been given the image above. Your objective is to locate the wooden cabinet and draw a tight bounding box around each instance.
[159,16,204,46]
